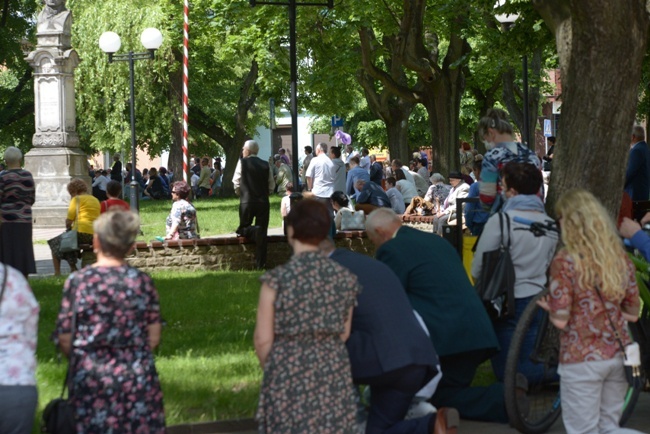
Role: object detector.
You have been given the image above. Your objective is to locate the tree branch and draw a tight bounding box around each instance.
[358,27,420,103]
[189,107,233,146]
[532,0,572,35]
[235,59,259,131]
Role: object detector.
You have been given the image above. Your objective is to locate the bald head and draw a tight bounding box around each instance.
[365,208,402,248]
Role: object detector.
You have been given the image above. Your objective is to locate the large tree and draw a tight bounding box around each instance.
[534,0,650,216]
[0,0,37,150]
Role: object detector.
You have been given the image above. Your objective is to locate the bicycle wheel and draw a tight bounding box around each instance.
[619,312,649,426]
[504,292,561,434]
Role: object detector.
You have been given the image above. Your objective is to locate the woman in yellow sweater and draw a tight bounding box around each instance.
[48,179,101,275]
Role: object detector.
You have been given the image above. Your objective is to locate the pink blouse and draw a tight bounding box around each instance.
[548,249,639,364]
[0,265,39,385]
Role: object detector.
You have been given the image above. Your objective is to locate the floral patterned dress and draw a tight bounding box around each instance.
[256,251,361,434]
[166,199,198,239]
[54,265,165,433]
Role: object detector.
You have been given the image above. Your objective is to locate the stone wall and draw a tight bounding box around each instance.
[81,231,376,272]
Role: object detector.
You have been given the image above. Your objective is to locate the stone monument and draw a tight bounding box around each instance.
[24,0,89,227]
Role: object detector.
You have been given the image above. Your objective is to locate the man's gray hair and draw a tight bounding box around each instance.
[317,142,328,153]
[430,173,445,183]
[244,140,259,154]
[632,125,645,141]
[3,146,22,165]
[365,208,400,235]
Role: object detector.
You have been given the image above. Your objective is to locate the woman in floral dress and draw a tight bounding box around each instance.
[254,199,361,433]
[165,180,198,240]
[54,211,165,433]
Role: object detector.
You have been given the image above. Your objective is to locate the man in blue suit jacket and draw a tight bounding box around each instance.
[325,243,459,434]
[625,125,650,202]
[366,208,505,423]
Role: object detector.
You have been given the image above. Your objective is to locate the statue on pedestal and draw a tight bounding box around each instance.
[24,0,91,227]
[37,0,71,34]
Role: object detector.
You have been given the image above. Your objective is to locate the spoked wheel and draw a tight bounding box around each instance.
[504,292,561,434]
[619,306,650,426]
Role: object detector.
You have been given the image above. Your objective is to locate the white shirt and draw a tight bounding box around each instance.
[0,265,39,386]
[232,156,275,196]
[396,179,418,204]
[345,150,359,164]
[92,175,110,191]
[306,153,336,197]
[386,187,406,214]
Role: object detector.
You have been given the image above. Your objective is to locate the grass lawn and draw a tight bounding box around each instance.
[31,270,263,432]
[135,196,283,241]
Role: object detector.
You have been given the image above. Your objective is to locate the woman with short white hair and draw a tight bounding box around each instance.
[0,147,36,276]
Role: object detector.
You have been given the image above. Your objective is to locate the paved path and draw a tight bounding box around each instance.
[31,229,650,433]
[166,393,650,433]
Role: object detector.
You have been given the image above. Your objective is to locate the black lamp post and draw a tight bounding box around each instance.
[494,2,530,149]
[99,28,163,213]
[250,0,334,188]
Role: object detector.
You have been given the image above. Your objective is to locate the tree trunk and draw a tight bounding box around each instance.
[386,116,410,162]
[221,137,239,197]
[423,63,465,175]
[535,0,649,217]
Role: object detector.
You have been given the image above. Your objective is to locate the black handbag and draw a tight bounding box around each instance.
[475,212,516,320]
[42,290,78,434]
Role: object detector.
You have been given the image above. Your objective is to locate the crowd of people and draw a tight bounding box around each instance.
[1,106,648,434]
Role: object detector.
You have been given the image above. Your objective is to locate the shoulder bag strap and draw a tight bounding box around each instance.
[498,212,505,248]
[0,264,8,315]
[504,213,512,249]
[594,286,628,359]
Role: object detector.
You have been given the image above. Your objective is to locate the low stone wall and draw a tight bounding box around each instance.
[401,214,434,232]
[81,231,376,272]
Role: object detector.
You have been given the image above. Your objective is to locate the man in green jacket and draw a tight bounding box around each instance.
[366,208,506,423]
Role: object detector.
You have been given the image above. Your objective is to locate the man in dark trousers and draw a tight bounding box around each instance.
[232,140,275,268]
[625,125,650,204]
[323,241,459,434]
[365,208,505,423]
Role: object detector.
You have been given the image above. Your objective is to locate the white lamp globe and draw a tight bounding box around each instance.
[494,0,520,25]
[140,28,163,50]
[99,31,121,53]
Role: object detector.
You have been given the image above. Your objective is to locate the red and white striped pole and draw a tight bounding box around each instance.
[182,0,189,182]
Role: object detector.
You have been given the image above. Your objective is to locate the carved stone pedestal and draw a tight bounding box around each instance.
[25,5,89,228]
[24,147,90,227]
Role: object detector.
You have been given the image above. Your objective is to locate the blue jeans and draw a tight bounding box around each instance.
[491,295,548,384]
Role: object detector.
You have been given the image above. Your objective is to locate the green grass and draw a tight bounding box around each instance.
[31,270,263,431]
[135,196,283,241]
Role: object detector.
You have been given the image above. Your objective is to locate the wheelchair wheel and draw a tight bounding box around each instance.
[504,292,561,434]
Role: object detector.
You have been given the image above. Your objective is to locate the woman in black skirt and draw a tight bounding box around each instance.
[0,147,36,277]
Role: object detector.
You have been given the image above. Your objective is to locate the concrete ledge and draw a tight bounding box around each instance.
[81,231,375,272]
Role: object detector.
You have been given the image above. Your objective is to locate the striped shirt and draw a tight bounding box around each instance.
[0,169,35,223]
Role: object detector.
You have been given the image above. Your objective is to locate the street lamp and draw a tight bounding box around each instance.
[99,28,163,213]
[494,1,530,149]
[250,0,333,188]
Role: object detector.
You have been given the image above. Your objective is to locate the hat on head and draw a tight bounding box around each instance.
[273,154,281,161]
[448,170,463,180]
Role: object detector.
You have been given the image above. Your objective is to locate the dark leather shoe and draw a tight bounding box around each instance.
[432,407,459,434]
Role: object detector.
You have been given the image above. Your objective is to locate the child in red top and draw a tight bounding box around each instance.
[100,181,130,213]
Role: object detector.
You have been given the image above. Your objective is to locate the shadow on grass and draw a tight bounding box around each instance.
[31,271,264,429]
